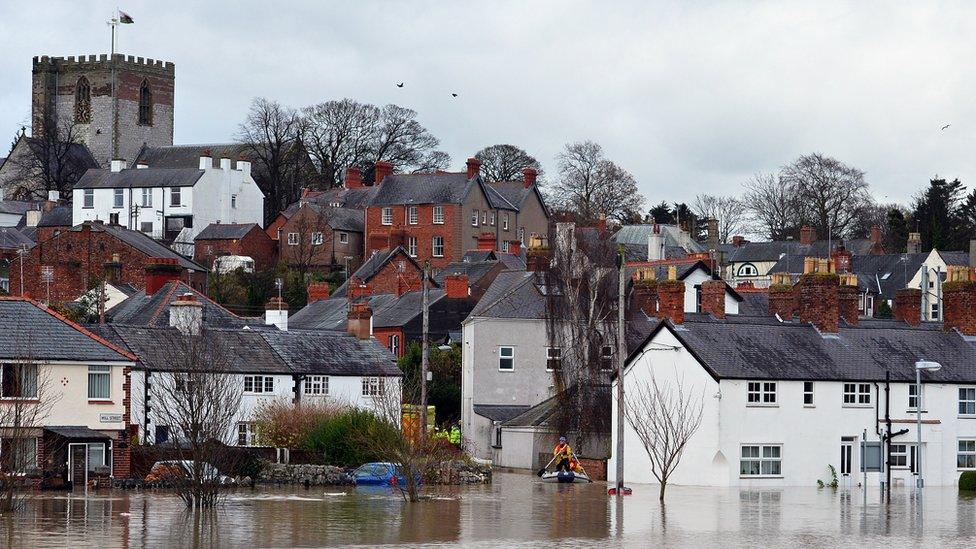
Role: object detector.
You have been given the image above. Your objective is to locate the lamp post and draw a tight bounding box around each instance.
[915,360,942,489]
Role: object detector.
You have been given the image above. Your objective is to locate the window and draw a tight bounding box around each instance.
[498,346,514,371]
[501,241,509,253]
[109,212,119,225]
[490,211,496,226]
[141,188,152,207]
[890,444,916,471]
[740,445,782,477]
[433,205,444,224]
[138,80,153,125]
[502,213,509,231]
[494,424,502,448]
[803,381,814,406]
[737,263,759,277]
[83,189,94,209]
[287,233,299,246]
[546,348,562,371]
[432,236,444,257]
[155,425,170,444]
[843,383,871,406]
[471,210,479,227]
[1,438,38,471]
[362,377,385,397]
[1,364,38,398]
[304,375,329,396]
[408,206,418,225]
[243,375,274,394]
[407,237,417,257]
[311,232,324,246]
[237,423,258,446]
[959,440,976,469]
[87,443,106,472]
[381,207,393,225]
[747,381,777,405]
[909,384,920,411]
[140,222,153,234]
[113,189,124,208]
[931,303,940,320]
[74,77,91,123]
[960,388,976,416]
[231,194,237,209]
[518,228,525,241]
[600,346,614,371]
[389,334,400,356]
[339,232,349,244]
[88,365,111,400]
[170,187,181,207]
[481,211,487,225]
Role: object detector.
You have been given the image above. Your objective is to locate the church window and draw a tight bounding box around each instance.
[138,80,153,126]
[74,77,91,124]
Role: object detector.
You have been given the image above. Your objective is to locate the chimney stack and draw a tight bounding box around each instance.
[838,274,859,326]
[374,161,393,184]
[894,287,922,326]
[596,214,607,235]
[731,235,746,247]
[347,301,373,340]
[522,167,537,189]
[647,224,665,262]
[219,157,231,170]
[507,240,521,256]
[630,268,658,319]
[466,157,481,179]
[199,149,212,170]
[237,155,251,176]
[870,226,882,253]
[477,232,496,251]
[145,258,183,296]
[444,273,470,299]
[169,292,203,335]
[796,268,840,333]
[265,297,289,331]
[700,280,726,319]
[345,166,363,189]
[656,268,684,324]
[943,266,976,335]
[110,159,126,173]
[768,272,797,320]
[307,282,331,304]
[799,226,817,246]
[526,245,552,272]
[831,244,852,274]
[347,277,370,301]
[907,232,921,254]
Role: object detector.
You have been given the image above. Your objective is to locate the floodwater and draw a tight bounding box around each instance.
[1,473,975,548]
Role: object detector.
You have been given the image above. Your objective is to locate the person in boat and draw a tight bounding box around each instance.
[553,436,572,472]
[569,456,583,474]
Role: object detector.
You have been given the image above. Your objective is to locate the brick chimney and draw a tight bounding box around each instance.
[477,232,496,251]
[731,235,747,247]
[706,218,719,252]
[797,272,840,333]
[768,272,797,320]
[838,274,859,326]
[444,273,469,299]
[870,226,883,253]
[894,288,921,326]
[656,267,684,324]
[526,247,552,272]
[943,267,976,335]
[374,161,393,185]
[596,214,607,235]
[508,240,521,256]
[347,277,370,301]
[169,292,202,335]
[522,167,537,189]
[700,280,726,319]
[307,282,331,304]
[631,276,658,319]
[347,301,373,340]
[265,297,289,331]
[907,232,921,254]
[466,157,481,179]
[145,258,183,296]
[799,226,817,246]
[345,166,363,189]
[831,244,852,274]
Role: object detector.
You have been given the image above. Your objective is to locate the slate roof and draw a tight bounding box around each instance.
[726,238,876,264]
[941,251,971,266]
[0,227,34,250]
[496,251,527,270]
[467,270,546,319]
[373,290,444,328]
[612,225,705,253]
[106,281,248,328]
[432,261,500,287]
[311,203,365,232]
[628,314,976,383]
[75,168,204,189]
[473,404,530,423]
[194,223,259,241]
[620,243,690,262]
[259,329,400,376]
[503,385,611,428]
[23,138,99,175]
[463,250,496,262]
[769,252,929,302]
[331,247,428,297]
[290,294,399,331]
[369,172,476,207]
[44,426,111,440]
[37,204,72,227]
[134,143,252,170]
[58,223,206,271]
[307,186,377,211]
[0,298,134,362]
[483,182,521,210]
[0,200,42,216]
[738,292,770,317]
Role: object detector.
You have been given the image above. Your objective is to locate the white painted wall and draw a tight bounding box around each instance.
[611,326,976,487]
[682,268,740,315]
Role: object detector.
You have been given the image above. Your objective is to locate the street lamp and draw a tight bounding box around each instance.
[915,360,942,489]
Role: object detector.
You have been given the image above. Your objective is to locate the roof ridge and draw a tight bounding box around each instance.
[471,272,535,317]
[0,297,136,361]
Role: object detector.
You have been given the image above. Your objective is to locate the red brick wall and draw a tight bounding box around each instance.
[194,227,277,271]
[373,327,405,358]
[266,214,287,240]
[365,204,461,269]
[365,255,423,297]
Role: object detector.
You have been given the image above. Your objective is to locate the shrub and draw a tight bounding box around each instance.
[302,409,398,467]
[961,471,976,492]
[252,399,344,449]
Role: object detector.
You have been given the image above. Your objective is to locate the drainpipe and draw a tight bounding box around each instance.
[885,370,891,499]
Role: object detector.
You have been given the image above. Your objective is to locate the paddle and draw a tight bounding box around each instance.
[537,454,557,477]
[571,451,594,483]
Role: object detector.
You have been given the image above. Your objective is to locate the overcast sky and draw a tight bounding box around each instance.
[2,1,975,210]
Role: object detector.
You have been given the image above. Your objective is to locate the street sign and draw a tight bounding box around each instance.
[100,413,123,423]
[861,441,882,472]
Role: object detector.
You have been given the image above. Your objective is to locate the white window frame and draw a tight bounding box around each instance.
[287,232,299,246]
[432,236,444,258]
[141,188,152,207]
[87,365,111,400]
[909,384,924,412]
[481,211,487,225]
[237,422,258,446]
[170,187,182,207]
[959,387,976,416]
[362,377,385,397]
[502,213,509,231]
[958,439,976,470]
[546,347,561,371]
[737,263,758,277]
[408,206,418,225]
[740,444,782,477]
[803,381,814,407]
[498,346,515,371]
[389,334,400,356]
[311,232,324,246]
[889,443,916,471]
[113,188,124,209]
[490,211,496,226]
[432,205,444,224]
[83,189,94,208]
[747,381,777,406]
[303,375,329,396]
[243,375,274,394]
[231,194,237,209]
[843,382,871,407]
[339,232,349,244]
[407,236,417,257]
[381,207,393,225]
[471,210,479,227]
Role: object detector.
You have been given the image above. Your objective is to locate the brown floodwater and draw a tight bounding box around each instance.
[0,472,974,547]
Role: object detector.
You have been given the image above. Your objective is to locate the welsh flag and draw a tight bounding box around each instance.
[119,11,134,24]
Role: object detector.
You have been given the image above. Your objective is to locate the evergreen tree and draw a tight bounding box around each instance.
[912,178,966,251]
[885,208,909,253]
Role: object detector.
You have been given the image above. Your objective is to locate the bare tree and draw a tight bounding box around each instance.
[147,326,243,508]
[474,144,544,182]
[742,172,805,240]
[624,376,704,501]
[693,194,748,243]
[237,98,311,225]
[301,99,379,188]
[780,152,872,239]
[363,104,447,181]
[280,203,335,279]
[550,141,645,224]
[4,119,91,202]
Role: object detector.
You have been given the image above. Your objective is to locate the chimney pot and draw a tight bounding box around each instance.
[522,167,537,189]
[347,301,373,340]
[466,157,481,179]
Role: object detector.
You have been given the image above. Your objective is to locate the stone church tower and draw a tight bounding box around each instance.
[32,54,175,166]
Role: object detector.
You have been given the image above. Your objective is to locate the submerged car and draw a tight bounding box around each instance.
[351,462,420,486]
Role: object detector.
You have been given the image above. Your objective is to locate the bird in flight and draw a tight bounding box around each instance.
[451,93,458,98]
[942,124,951,130]
[396,82,404,88]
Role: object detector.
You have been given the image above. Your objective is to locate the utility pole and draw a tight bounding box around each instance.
[98,278,107,324]
[615,245,626,494]
[420,260,430,443]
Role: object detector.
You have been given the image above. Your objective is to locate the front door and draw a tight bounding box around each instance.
[69,444,87,488]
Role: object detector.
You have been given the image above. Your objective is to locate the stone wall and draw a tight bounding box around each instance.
[258,463,352,486]
[426,460,492,485]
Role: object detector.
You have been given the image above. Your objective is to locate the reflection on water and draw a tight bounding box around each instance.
[0,473,975,547]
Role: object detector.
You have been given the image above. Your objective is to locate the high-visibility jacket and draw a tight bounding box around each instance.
[553,442,572,459]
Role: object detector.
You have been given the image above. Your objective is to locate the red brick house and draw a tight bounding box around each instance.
[193,222,277,271]
[10,220,206,304]
[277,203,364,274]
[333,246,428,299]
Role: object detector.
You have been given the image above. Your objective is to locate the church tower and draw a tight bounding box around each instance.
[32,54,175,166]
